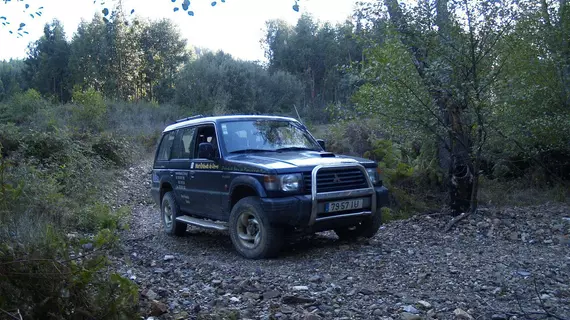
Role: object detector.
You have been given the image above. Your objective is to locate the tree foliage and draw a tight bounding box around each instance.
[0,59,27,100]
[264,14,364,121]
[25,19,71,102]
[351,0,570,213]
[176,51,303,115]
[491,0,570,156]
[20,10,190,103]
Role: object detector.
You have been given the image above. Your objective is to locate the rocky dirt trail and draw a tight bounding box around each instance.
[111,160,570,320]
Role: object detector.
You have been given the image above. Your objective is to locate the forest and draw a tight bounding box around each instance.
[0,0,569,318]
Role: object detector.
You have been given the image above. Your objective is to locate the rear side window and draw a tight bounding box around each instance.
[171,127,196,159]
[157,131,175,161]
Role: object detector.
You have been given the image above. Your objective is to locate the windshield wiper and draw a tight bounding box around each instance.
[229,149,275,154]
[275,147,319,152]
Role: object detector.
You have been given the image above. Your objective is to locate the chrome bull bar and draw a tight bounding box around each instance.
[308,163,377,226]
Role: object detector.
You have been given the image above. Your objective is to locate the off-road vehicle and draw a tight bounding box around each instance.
[150,115,389,259]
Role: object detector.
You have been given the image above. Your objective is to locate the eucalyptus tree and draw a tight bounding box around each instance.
[264,14,364,120]
[175,51,303,116]
[24,19,71,102]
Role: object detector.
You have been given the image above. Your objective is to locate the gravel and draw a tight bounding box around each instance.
[110,160,570,320]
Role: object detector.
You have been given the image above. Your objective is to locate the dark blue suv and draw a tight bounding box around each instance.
[151,115,389,259]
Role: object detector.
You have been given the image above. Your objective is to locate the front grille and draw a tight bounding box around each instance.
[304,168,368,193]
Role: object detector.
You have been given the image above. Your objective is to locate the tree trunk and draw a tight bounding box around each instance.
[433,89,473,213]
[470,131,483,214]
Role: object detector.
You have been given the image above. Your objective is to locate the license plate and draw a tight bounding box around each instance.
[325,199,364,213]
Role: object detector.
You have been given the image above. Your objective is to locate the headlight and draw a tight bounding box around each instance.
[281,174,301,192]
[366,168,380,185]
[264,174,302,192]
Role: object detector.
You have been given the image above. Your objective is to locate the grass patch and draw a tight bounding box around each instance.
[0,100,142,318]
[479,176,569,207]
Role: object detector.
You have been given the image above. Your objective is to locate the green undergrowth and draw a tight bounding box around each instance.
[322,118,568,222]
[478,176,569,208]
[0,89,158,319]
[0,131,139,318]
[323,119,444,220]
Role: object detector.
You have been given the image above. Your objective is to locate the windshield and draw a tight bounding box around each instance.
[220,120,321,154]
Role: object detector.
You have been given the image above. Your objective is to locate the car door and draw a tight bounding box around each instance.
[168,126,196,213]
[152,130,176,205]
[187,123,225,220]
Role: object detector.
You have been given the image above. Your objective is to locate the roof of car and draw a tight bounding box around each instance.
[163,114,301,133]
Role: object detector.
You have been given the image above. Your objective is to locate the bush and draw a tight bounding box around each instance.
[92,132,132,167]
[322,118,385,156]
[478,175,569,207]
[0,89,191,320]
[21,128,77,163]
[70,87,107,132]
[0,89,46,124]
[0,123,21,156]
[320,118,444,215]
[76,203,130,232]
[0,142,138,319]
[365,139,444,213]
[0,228,139,319]
[105,101,184,136]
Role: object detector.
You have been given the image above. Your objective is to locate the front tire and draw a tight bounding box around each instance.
[334,209,382,241]
[229,196,283,259]
[161,192,186,236]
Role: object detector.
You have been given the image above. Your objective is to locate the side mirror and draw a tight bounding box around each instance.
[198,142,215,160]
[317,139,326,151]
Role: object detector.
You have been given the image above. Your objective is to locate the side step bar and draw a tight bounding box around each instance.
[176,215,228,231]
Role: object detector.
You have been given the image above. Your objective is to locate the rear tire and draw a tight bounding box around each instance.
[334,210,382,241]
[161,192,186,236]
[229,196,283,259]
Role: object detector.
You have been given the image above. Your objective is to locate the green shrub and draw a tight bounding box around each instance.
[0,147,23,221]
[137,130,163,154]
[364,139,443,214]
[322,118,385,156]
[92,132,132,167]
[0,89,46,124]
[21,128,77,163]
[319,118,445,216]
[478,175,570,207]
[76,203,130,232]
[0,127,114,205]
[0,123,21,156]
[0,228,139,319]
[70,87,107,131]
[0,142,138,319]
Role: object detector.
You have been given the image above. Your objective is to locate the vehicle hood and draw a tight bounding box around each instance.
[224,151,375,172]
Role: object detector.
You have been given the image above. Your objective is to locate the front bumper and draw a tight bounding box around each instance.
[261,185,389,231]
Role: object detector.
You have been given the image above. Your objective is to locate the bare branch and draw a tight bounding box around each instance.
[443,211,471,232]
[0,308,20,320]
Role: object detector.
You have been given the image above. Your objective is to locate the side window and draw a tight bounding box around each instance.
[157,131,175,161]
[171,127,196,159]
[194,124,219,158]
